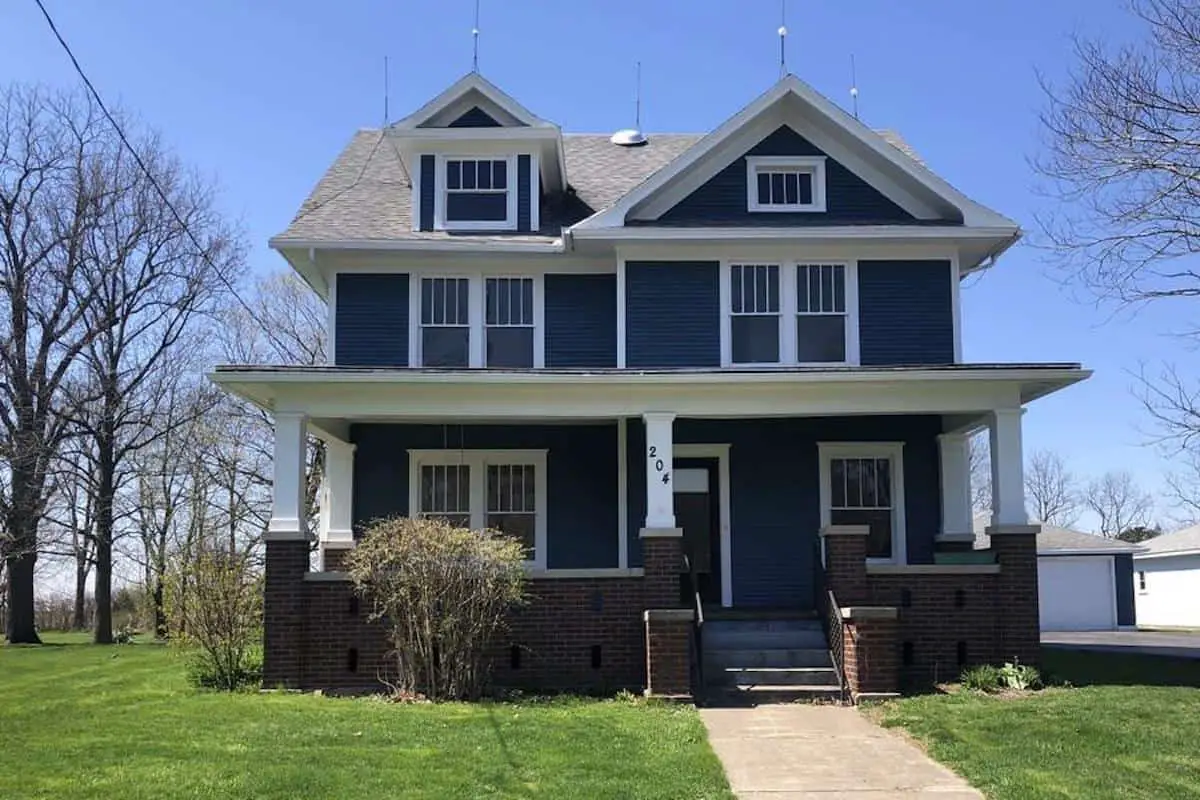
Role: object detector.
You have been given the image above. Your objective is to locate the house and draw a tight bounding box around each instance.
[1134,526,1200,629]
[211,72,1090,701]
[974,517,1140,632]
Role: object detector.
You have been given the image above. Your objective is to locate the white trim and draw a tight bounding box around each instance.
[399,127,560,142]
[746,155,827,213]
[433,154,519,232]
[818,441,907,565]
[617,418,628,569]
[571,224,1018,244]
[1134,548,1200,560]
[407,448,548,570]
[615,256,627,368]
[675,443,733,608]
[1043,548,1141,556]
[571,75,1019,233]
[273,237,565,255]
[411,272,545,369]
[988,408,1027,526]
[720,260,859,368]
[215,367,1089,420]
[950,251,962,363]
[527,568,644,579]
[410,155,422,232]
[269,412,309,535]
[390,72,553,130]
[529,153,540,232]
[326,271,337,365]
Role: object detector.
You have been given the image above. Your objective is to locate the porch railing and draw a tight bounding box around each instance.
[815,538,849,703]
[682,554,705,702]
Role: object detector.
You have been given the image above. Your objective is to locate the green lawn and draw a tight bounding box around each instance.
[0,634,732,799]
[875,649,1200,800]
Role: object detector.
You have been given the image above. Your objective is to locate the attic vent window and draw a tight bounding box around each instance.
[746,156,827,213]
[436,155,518,231]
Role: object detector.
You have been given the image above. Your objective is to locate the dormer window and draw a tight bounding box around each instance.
[746,156,827,213]
[436,155,518,231]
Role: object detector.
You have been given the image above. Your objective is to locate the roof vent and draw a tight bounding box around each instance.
[610,128,648,147]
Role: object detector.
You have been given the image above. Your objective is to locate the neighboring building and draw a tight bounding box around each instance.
[212,72,1090,701]
[975,517,1140,632]
[1134,526,1200,629]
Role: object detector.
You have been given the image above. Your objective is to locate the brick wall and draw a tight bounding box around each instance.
[263,538,311,687]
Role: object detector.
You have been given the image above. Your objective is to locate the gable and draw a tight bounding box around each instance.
[447,106,503,128]
[653,125,919,226]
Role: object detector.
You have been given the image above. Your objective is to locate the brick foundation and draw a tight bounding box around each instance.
[644,610,693,698]
[263,536,312,688]
[320,546,352,572]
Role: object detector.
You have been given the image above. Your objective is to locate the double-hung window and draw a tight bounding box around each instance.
[730,264,781,364]
[819,443,906,563]
[419,277,470,367]
[485,277,534,367]
[409,450,547,567]
[724,261,856,366]
[440,156,517,230]
[414,274,542,368]
[746,156,827,213]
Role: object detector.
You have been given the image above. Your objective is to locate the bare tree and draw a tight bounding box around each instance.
[1084,470,1156,537]
[0,87,121,643]
[1024,450,1082,527]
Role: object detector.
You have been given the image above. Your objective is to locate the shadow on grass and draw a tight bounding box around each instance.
[1042,649,1200,689]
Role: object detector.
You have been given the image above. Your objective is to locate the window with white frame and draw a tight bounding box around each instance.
[408,450,547,566]
[485,277,534,367]
[796,264,847,363]
[415,274,542,368]
[419,277,471,367]
[724,261,856,367]
[747,156,827,213]
[730,264,781,364]
[820,443,905,562]
[440,156,516,230]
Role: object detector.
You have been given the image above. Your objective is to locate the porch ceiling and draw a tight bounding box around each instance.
[210,364,1089,433]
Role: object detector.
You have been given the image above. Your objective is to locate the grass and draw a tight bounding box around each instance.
[874,649,1200,799]
[0,633,732,800]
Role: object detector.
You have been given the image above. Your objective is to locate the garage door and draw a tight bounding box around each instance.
[1038,556,1116,631]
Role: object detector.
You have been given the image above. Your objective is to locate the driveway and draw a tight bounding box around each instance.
[1042,630,1200,659]
[700,704,981,799]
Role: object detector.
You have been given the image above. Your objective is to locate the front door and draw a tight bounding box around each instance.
[674,458,721,606]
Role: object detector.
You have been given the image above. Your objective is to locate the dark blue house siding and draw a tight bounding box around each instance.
[517,155,532,232]
[334,273,409,367]
[657,126,927,226]
[419,154,435,232]
[858,260,955,366]
[351,423,619,570]
[625,415,943,606]
[625,261,720,368]
[1115,553,1136,627]
[545,274,617,367]
[448,106,502,127]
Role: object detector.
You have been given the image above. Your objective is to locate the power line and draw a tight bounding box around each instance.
[32,0,302,361]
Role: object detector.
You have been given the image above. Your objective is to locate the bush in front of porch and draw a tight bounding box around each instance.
[346,517,527,701]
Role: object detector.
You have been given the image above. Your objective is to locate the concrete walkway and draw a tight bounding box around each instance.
[1043,630,1200,659]
[701,704,982,799]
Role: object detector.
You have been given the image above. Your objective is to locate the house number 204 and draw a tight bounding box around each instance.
[647,446,670,485]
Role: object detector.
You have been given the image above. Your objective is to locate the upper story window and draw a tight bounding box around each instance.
[722,261,858,367]
[437,155,518,231]
[746,156,827,213]
[413,273,542,368]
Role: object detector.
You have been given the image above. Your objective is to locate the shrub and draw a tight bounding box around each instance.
[960,664,1003,693]
[346,516,527,701]
[167,547,262,691]
[999,659,1042,691]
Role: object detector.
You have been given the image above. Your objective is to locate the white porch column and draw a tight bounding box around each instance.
[989,408,1027,527]
[642,412,677,531]
[322,439,356,546]
[937,432,974,540]
[268,412,309,538]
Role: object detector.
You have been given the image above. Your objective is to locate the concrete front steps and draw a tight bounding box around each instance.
[701,617,843,704]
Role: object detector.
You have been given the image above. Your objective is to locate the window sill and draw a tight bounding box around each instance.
[438,221,518,232]
[747,203,827,214]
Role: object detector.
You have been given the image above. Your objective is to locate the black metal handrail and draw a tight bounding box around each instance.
[683,554,704,701]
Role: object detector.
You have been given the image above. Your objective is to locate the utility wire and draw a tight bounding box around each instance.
[33,0,304,361]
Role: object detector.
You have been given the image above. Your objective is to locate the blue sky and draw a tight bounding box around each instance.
[3,0,1194,529]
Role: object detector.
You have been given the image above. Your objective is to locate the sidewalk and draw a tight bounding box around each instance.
[700,704,982,799]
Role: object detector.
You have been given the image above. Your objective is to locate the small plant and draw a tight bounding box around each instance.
[113,624,137,645]
[960,664,1003,693]
[999,659,1041,691]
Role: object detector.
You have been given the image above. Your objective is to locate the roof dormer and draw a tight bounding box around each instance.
[389,74,566,233]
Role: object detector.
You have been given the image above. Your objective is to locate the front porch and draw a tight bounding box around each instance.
[211,364,1083,697]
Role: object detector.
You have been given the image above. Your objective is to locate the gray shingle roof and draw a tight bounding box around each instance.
[274,129,924,244]
[1138,525,1200,556]
[972,515,1141,554]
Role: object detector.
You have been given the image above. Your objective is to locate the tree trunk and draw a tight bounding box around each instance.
[5,456,45,644]
[72,556,88,631]
[4,551,38,643]
[152,577,166,639]
[92,421,116,645]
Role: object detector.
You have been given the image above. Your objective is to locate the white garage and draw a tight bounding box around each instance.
[1038,556,1117,631]
[976,518,1141,631]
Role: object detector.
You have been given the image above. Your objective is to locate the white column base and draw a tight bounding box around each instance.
[639,527,683,538]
